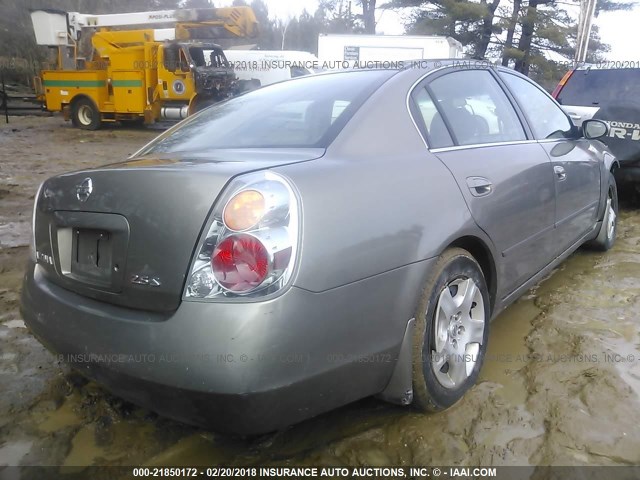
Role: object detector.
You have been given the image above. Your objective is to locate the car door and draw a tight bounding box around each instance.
[499,71,602,253]
[410,68,556,296]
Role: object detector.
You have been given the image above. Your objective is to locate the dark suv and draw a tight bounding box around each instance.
[553,67,640,188]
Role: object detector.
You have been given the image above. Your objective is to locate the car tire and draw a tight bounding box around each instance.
[586,172,618,251]
[71,98,101,130]
[412,248,490,412]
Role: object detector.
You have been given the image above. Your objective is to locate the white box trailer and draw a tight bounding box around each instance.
[318,34,463,68]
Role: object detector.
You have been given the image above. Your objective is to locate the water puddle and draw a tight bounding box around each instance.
[144,434,226,467]
[38,399,83,434]
[62,425,105,469]
[62,419,157,469]
[480,296,539,405]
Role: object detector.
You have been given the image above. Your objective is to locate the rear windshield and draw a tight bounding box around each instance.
[557,68,640,107]
[138,70,394,154]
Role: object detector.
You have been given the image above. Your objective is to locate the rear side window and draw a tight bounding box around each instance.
[426,70,526,147]
[500,72,573,140]
[412,87,453,148]
[557,69,640,107]
[138,70,394,154]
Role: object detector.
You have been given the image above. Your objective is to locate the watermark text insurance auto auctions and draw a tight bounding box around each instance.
[157,467,499,478]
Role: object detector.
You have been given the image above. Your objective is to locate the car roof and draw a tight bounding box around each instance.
[307,59,522,89]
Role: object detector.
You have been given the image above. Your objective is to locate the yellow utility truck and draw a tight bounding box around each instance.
[30,7,258,129]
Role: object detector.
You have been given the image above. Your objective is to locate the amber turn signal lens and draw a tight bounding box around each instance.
[223,190,265,231]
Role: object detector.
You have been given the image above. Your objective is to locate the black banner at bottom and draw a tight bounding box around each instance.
[1,466,640,480]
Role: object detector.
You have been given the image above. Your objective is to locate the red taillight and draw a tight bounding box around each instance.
[185,171,299,300]
[211,234,269,292]
[552,69,574,99]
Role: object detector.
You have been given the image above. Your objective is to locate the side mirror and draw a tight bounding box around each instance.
[582,119,608,140]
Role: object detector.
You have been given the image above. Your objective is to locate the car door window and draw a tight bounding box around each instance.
[427,69,526,146]
[413,87,454,148]
[500,72,574,140]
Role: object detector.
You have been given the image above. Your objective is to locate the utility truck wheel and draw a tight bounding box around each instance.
[71,98,101,130]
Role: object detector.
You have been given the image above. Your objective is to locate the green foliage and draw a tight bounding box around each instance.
[393,0,634,86]
[396,0,501,57]
[283,11,324,52]
[317,0,365,33]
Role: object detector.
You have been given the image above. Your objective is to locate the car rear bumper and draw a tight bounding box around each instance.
[21,260,429,434]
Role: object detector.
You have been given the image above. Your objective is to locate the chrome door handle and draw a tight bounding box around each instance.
[466,176,493,197]
[554,165,567,181]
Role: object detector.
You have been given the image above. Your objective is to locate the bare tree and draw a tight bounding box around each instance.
[279,17,291,50]
[361,0,377,33]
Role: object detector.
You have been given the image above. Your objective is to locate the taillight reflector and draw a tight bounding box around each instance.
[212,234,269,292]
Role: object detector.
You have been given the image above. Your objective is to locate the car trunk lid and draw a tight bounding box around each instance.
[33,149,323,312]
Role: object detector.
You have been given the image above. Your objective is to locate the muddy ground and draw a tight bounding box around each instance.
[1,116,640,472]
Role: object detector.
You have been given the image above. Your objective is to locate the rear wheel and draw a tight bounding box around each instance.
[412,248,490,412]
[71,98,101,130]
[586,173,618,251]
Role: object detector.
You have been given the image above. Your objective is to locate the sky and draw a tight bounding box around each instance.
[595,9,640,61]
[217,0,640,62]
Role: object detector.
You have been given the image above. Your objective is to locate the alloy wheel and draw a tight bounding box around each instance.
[431,277,485,389]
